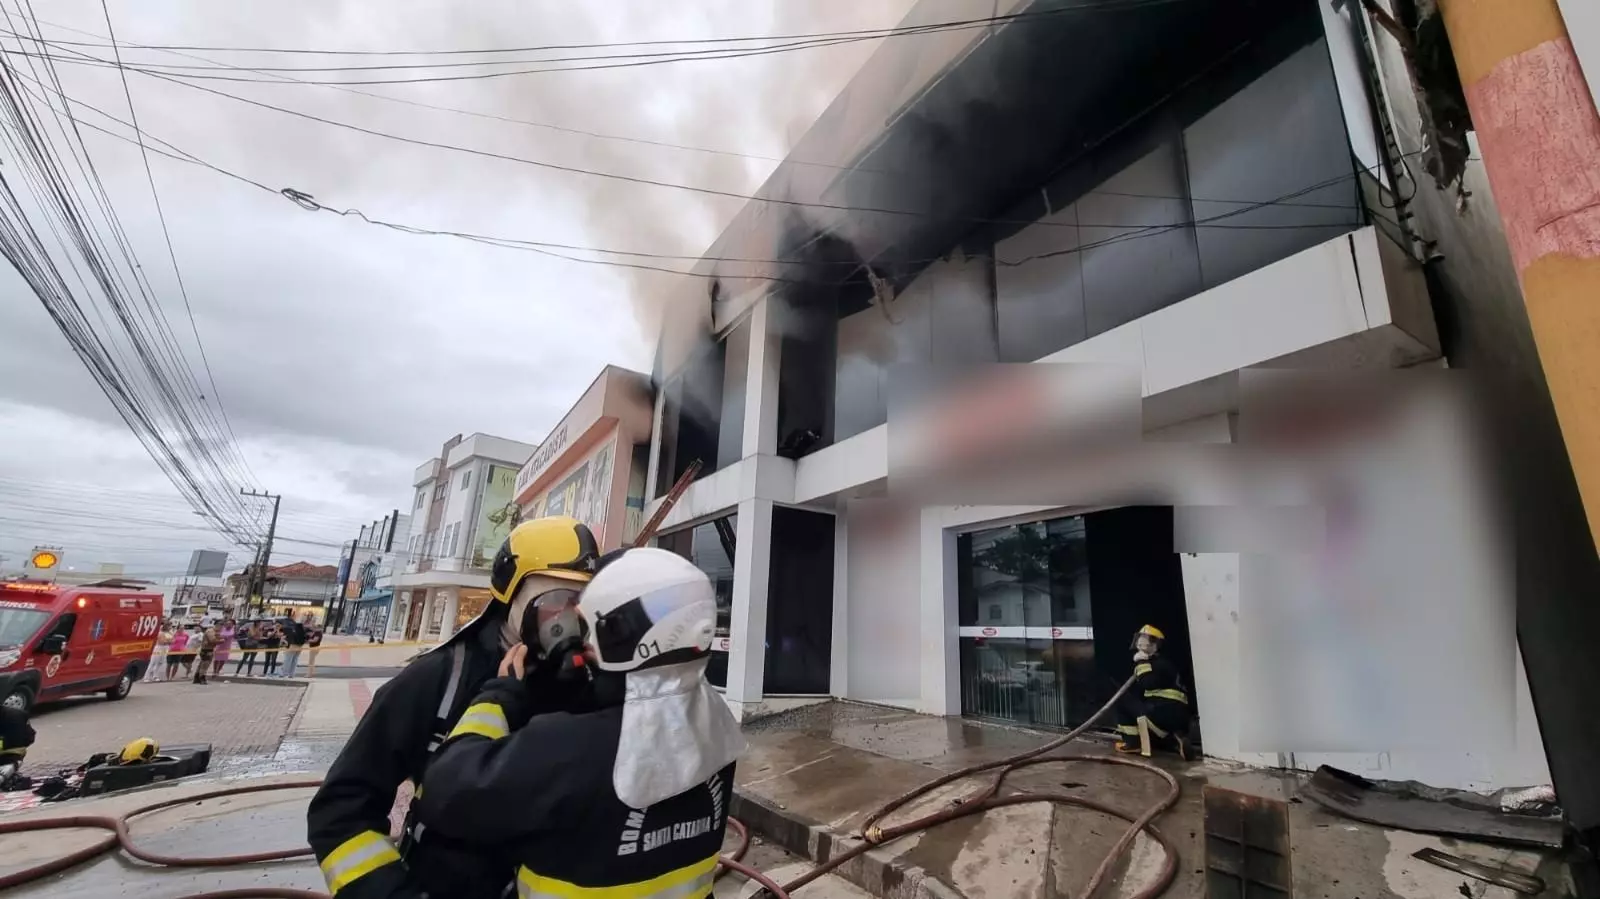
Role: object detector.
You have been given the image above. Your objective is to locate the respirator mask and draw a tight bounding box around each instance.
[522,588,590,686]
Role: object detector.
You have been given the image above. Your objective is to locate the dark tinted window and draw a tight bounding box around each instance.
[764,506,835,694]
[1079,140,1203,335]
[1184,38,1362,288]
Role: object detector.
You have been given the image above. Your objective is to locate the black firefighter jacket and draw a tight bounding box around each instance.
[305,622,500,899]
[413,675,737,899]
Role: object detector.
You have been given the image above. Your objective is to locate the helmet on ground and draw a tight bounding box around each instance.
[579,547,715,673]
[1131,624,1166,653]
[119,737,158,765]
[489,517,600,604]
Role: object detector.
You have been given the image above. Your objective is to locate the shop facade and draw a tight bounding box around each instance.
[641,0,1553,798]
[513,365,654,551]
[394,432,536,643]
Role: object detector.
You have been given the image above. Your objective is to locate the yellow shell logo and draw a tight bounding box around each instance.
[30,551,59,569]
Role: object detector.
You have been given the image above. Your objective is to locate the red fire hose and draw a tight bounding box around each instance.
[0,677,1175,899]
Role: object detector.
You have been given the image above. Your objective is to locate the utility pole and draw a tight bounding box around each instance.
[241,488,280,614]
[1435,0,1600,548]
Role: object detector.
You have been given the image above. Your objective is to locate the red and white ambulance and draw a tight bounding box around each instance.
[0,580,162,712]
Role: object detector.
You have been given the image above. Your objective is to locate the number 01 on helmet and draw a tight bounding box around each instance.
[578,548,716,673]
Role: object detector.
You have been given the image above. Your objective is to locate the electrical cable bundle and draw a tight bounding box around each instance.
[0,0,263,552]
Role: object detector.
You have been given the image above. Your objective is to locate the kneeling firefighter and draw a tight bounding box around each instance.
[306,516,599,899]
[411,547,747,899]
[1114,624,1192,757]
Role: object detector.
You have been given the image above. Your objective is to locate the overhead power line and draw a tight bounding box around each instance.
[96,0,257,490]
[0,10,262,546]
[7,60,1390,296]
[13,1,1194,62]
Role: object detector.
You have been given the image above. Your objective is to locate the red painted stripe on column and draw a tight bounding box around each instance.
[1468,37,1600,272]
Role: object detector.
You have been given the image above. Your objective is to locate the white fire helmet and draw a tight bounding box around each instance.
[578,548,716,673]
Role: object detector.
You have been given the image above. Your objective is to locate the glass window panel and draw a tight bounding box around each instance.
[995,204,1087,362]
[1079,140,1204,335]
[1184,38,1363,288]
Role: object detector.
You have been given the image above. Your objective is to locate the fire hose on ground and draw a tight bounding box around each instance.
[0,676,1177,899]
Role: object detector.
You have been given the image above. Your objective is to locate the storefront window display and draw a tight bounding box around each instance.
[454,589,492,633]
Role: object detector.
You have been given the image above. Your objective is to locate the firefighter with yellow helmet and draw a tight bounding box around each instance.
[1114,624,1193,757]
[307,516,600,899]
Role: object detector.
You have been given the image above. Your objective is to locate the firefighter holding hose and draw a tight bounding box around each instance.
[306,516,601,899]
[1114,624,1192,758]
[408,548,746,899]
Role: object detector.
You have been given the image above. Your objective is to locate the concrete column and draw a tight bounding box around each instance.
[917,509,962,715]
[724,498,773,714]
[741,298,782,459]
[1439,0,1600,546]
[829,503,850,697]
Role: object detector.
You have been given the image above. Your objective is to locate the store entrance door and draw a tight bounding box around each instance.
[957,516,1097,729]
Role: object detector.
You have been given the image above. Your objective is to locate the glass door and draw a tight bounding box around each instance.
[958,515,1097,729]
[958,522,1063,727]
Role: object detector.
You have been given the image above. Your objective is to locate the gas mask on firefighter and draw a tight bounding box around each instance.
[523,588,589,686]
[504,575,590,686]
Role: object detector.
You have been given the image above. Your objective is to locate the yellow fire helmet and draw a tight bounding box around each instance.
[488,516,600,604]
[119,737,159,765]
[1138,624,1166,641]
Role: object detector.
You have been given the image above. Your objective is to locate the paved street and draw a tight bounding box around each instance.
[22,680,304,774]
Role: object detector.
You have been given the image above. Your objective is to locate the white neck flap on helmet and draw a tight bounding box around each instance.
[579,548,746,810]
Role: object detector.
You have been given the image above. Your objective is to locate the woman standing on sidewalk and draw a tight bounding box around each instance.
[306,624,324,678]
[235,622,262,676]
[261,623,283,677]
[147,625,172,682]
[212,619,236,677]
[166,627,190,681]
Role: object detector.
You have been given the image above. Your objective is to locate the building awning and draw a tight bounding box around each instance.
[352,590,394,604]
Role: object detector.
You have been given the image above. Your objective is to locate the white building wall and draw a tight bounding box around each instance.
[842,502,922,706]
[649,204,1549,789]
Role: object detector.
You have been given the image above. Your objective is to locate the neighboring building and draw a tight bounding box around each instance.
[393,433,536,642]
[331,512,412,637]
[161,577,227,621]
[641,0,1553,802]
[513,365,655,551]
[259,562,339,624]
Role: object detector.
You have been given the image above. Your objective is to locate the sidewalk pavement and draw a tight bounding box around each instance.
[735,702,1565,899]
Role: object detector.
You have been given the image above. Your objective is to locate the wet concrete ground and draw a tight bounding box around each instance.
[0,696,1569,899]
[0,772,870,898]
[741,702,1566,899]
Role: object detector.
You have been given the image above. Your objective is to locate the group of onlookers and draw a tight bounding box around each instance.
[148,613,324,684]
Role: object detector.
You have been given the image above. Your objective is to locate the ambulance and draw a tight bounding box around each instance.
[0,580,162,712]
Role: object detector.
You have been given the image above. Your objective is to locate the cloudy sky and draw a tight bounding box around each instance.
[0,0,916,578]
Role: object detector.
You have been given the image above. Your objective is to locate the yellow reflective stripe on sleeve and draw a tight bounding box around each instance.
[448,701,511,741]
[1133,663,1153,677]
[320,830,401,895]
[517,851,719,899]
[1144,688,1188,704]
[1115,724,1139,736]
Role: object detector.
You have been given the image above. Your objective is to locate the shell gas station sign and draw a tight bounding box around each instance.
[25,546,63,579]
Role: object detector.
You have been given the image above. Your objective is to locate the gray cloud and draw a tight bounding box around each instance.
[1,0,915,575]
